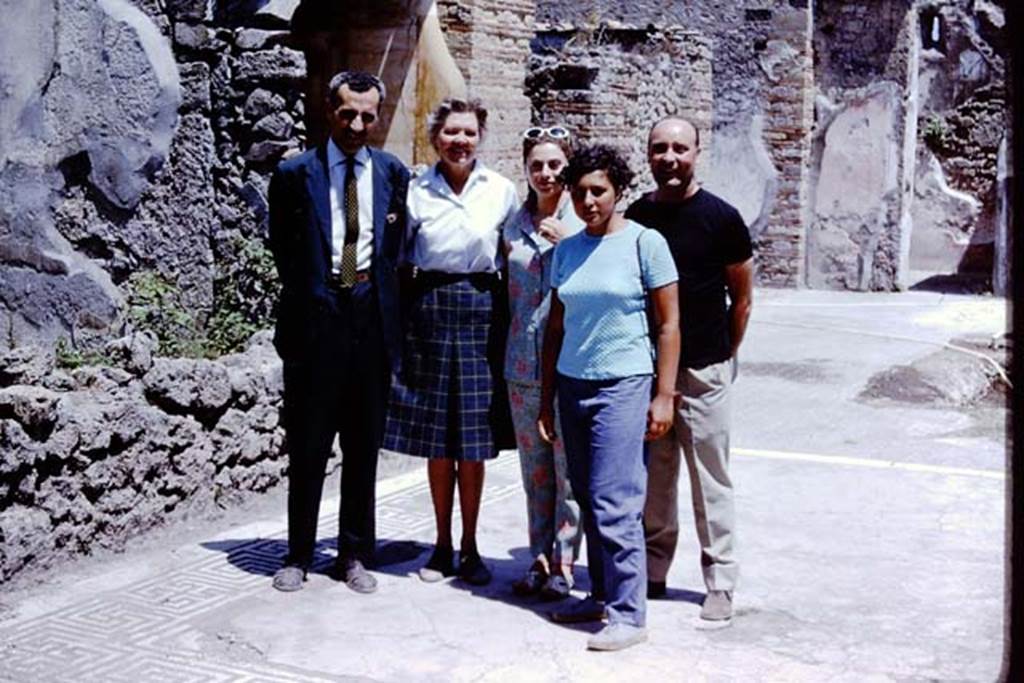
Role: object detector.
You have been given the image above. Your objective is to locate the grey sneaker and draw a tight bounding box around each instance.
[272,565,306,592]
[586,622,648,651]
[700,590,733,621]
[550,595,606,623]
[337,558,378,594]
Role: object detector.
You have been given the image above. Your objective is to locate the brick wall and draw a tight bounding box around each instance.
[438,0,535,182]
[527,27,713,203]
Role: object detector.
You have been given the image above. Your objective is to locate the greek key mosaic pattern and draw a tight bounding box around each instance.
[0,457,523,682]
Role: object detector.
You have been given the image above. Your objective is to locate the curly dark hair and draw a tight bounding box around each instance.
[562,144,634,194]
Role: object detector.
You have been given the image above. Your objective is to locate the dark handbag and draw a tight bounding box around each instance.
[487,271,517,451]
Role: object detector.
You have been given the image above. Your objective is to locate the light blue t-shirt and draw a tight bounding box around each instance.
[551,220,678,380]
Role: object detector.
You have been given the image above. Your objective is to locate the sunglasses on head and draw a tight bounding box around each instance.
[523,126,571,140]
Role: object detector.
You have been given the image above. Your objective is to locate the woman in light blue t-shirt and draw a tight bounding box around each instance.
[538,144,680,652]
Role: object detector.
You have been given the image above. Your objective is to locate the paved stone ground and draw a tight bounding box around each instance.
[0,289,1008,681]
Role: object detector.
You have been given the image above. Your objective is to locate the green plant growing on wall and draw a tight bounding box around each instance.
[922,114,947,152]
[125,271,204,358]
[119,240,279,360]
[54,336,109,369]
[204,237,280,357]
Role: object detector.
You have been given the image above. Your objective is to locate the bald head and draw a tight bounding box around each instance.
[647,116,701,198]
[648,117,700,150]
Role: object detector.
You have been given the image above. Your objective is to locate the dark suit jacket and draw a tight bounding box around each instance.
[267,143,409,371]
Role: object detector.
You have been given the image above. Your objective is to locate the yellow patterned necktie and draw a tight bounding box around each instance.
[341,155,359,286]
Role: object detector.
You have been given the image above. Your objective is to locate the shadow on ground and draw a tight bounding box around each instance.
[909,273,992,294]
[200,537,708,634]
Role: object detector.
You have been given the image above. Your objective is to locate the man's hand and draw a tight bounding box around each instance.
[725,257,754,357]
[645,391,676,441]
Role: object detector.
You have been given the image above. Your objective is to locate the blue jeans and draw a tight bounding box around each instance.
[557,373,651,627]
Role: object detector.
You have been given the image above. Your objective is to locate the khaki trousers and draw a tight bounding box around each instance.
[644,357,738,591]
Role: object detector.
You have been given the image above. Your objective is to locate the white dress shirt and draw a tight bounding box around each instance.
[327,139,374,272]
[407,161,519,273]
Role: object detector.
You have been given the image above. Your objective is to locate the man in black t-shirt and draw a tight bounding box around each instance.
[625,117,754,623]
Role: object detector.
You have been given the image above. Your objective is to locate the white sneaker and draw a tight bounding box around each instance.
[586,622,648,651]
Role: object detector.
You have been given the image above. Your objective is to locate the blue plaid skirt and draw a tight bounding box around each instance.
[384,272,504,461]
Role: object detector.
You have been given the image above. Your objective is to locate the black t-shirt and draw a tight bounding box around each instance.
[625,188,753,369]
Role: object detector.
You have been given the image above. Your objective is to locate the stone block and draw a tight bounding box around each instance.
[174,22,219,51]
[0,385,60,440]
[254,0,300,28]
[0,505,52,579]
[233,48,306,87]
[165,0,211,22]
[0,345,55,387]
[179,62,212,113]
[144,358,232,420]
[235,29,290,50]
[104,331,158,376]
[0,418,38,473]
[244,140,297,163]
[252,112,294,140]
[243,89,287,120]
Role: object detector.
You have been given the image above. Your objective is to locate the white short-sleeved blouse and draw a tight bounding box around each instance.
[406,162,519,273]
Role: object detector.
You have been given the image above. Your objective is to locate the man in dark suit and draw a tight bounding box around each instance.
[268,71,409,593]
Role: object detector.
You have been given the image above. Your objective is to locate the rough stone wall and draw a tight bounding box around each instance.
[1,0,177,351]
[527,27,713,204]
[912,0,1007,282]
[0,332,286,582]
[438,0,535,182]
[807,0,919,290]
[534,0,815,287]
[536,0,1009,292]
[0,0,305,354]
[751,6,814,287]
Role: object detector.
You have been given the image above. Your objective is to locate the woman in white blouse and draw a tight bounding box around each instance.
[384,98,519,586]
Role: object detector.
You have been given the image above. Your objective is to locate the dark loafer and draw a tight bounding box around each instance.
[539,573,573,601]
[512,568,547,596]
[458,551,492,586]
[272,565,306,592]
[337,558,378,594]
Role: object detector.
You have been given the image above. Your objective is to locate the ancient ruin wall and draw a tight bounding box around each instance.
[912,0,1007,284]
[437,0,535,181]
[0,0,306,355]
[807,0,919,291]
[527,28,712,203]
[0,333,286,582]
[534,0,814,287]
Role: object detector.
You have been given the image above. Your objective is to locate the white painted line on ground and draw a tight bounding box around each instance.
[734,446,1005,480]
[759,302,941,307]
